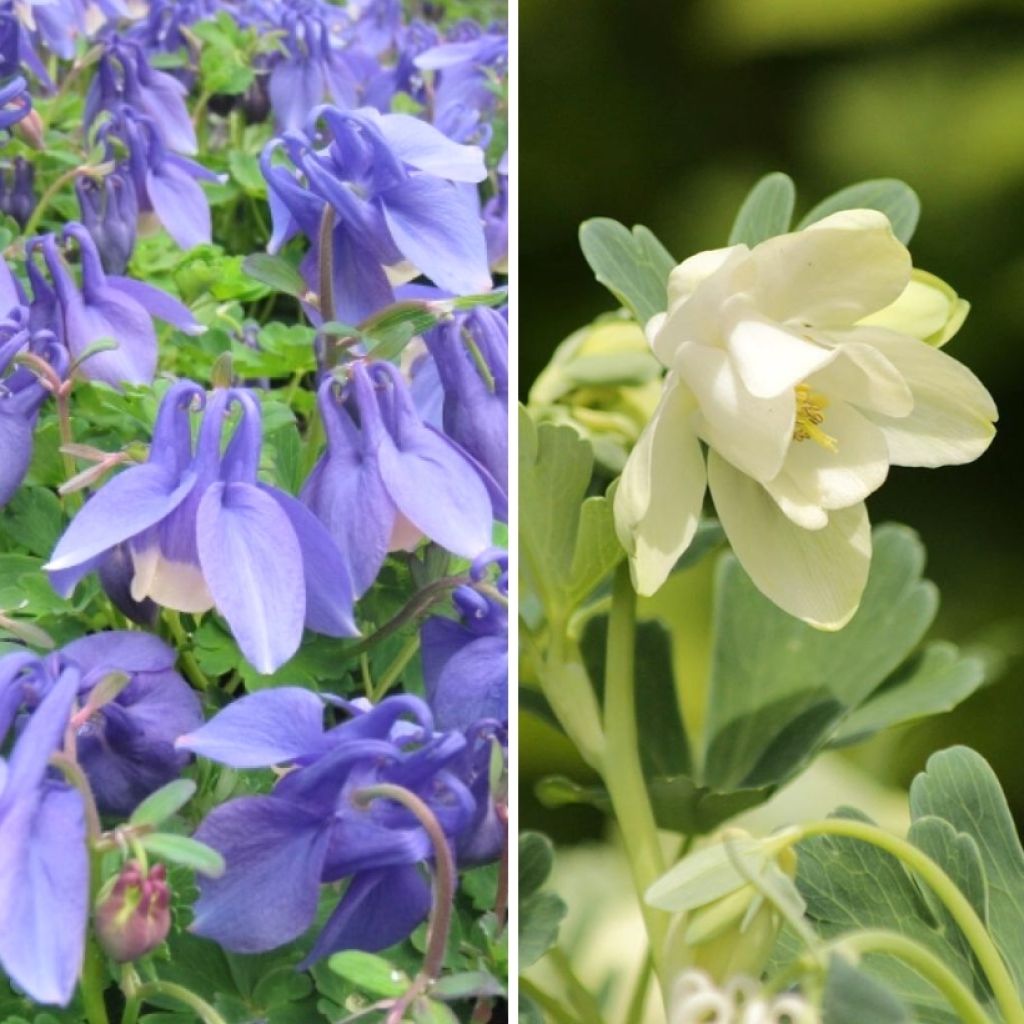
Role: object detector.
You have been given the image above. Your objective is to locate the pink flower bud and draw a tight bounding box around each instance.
[94,861,171,962]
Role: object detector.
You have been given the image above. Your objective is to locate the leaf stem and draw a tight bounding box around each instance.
[603,563,668,979]
[354,783,456,1024]
[163,611,212,692]
[519,977,584,1024]
[23,165,88,238]
[548,947,608,1024]
[122,978,228,1024]
[829,931,993,1024]
[797,818,1023,1024]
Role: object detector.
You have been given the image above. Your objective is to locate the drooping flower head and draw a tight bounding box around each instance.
[422,303,508,502]
[177,690,482,963]
[96,106,220,251]
[301,360,494,598]
[76,169,139,274]
[27,223,203,386]
[614,209,997,627]
[46,381,359,673]
[1,281,66,507]
[85,35,198,155]
[262,104,490,322]
[0,71,30,131]
[0,154,36,227]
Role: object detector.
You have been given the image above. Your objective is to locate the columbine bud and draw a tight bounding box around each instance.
[0,156,35,228]
[648,829,801,983]
[528,316,663,472]
[860,267,969,347]
[76,172,138,275]
[94,861,171,962]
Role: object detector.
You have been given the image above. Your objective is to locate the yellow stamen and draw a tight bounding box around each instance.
[793,385,838,452]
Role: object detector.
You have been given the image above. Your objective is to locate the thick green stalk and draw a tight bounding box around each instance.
[798,819,1023,1024]
[603,563,668,979]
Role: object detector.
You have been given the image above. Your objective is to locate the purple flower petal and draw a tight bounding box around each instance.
[0,784,88,1005]
[177,688,328,768]
[0,411,34,507]
[380,175,491,296]
[261,486,358,638]
[107,276,204,335]
[269,58,326,134]
[61,631,177,676]
[62,287,158,386]
[45,464,197,588]
[377,113,487,183]
[191,796,330,953]
[300,864,431,966]
[145,163,212,250]
[196,481,306,674]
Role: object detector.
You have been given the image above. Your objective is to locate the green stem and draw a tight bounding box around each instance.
[798,819,1023,1024]
[603,563,668,978]
[832,931,992,1024]
[549,947,609,1024]
[23,166,86,237]
[164,611,212,692]
[624,955,652,1024]
[81,849,110,1024]
[519,977,584,1024]
[343,575,468,661]
[122,979,228,1024]
[371,632,421,702]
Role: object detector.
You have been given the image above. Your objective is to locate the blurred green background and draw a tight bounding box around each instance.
[520,0,1024,839]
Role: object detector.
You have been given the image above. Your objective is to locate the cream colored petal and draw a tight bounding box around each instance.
[853,330,997,467]
[806,335,914,418]
[675,341,794,484]
[752,209,911,328]
[859,268,969,348]
[666,245,749,311]
[708,449,871,630]
[650,247,754,365]
[774,400,890,510]
[762,469,829,530]
[614,377,707,596]
[726,306,836,399]
[131,544,215,614]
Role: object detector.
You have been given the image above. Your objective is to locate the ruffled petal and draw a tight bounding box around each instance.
[708,449,871,630]
[614,375,707,596]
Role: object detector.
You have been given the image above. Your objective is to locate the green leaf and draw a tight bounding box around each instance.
[430,971,505,1001]
[830,642,985,747]
[327,950,409,998]
[228,151,267,197]
[412,1000,458,1024]
[704,525,939,794]
[728,172,796,245]
[242,253,307,299]
[519,891,568,968]
[518,408,624,618]
[0,487,64,557]
[578,218,676,323]
[822,955,911,1024]
[519,832,555,900]
[129,780,198,828]
[140,833,226,877]
[798,179,921,244]
[909,746,1024,996]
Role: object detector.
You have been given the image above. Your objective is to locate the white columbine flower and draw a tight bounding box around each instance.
[614,209,997,628]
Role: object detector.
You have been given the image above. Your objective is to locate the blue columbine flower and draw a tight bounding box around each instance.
[1,294,66,508]
[46,381,358,673]
[85,36,198,155]
[56,632,203,816]
[29,223,203,387]
[0,154,36,228]
[76,170,138,274]
[262,104,490,323]
[267,5,358,132]
[177,691,476,962]
[0,655,88,1006]
[423,304,508,506]
[301,360,493,597]
[421,551,508,735]
[483,152,508,272]
[98,107,221,251]
[0,72,30,131]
